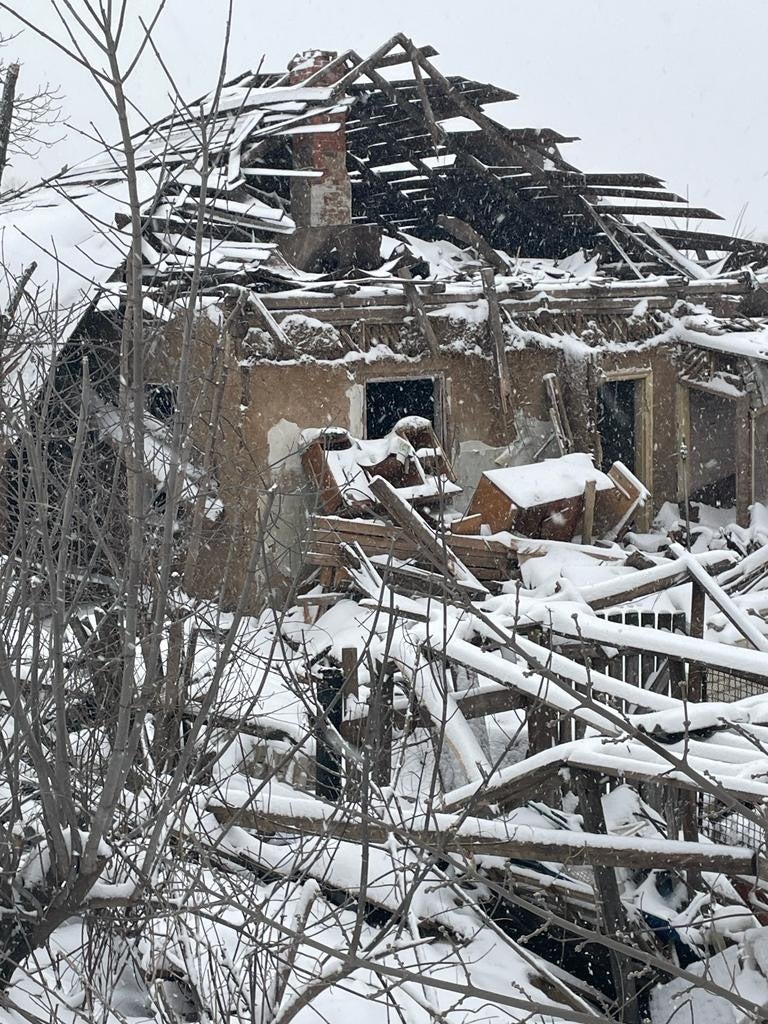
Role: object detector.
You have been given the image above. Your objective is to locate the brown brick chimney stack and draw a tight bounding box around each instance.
[288,50,352,229]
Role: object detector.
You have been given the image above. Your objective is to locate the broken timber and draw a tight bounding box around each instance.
[366,476,487,593]
[481,266,513,418]
[208,801,757,873]
[305,514,516,583]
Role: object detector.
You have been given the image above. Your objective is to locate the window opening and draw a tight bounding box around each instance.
[365,377,435,438]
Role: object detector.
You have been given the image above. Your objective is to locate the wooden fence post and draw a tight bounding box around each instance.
[371,659,394,788]
[316,666,343,802]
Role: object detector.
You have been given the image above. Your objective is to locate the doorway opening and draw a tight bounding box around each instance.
[365,377,437,438]
[688,388,736,507]
[598,379,637,474]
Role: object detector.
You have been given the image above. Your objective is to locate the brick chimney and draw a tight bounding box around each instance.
[288,50,352,228]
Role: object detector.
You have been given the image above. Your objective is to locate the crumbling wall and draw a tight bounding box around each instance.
[149,307,685,605]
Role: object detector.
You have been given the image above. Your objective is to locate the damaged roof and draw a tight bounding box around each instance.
[2,33,768,367]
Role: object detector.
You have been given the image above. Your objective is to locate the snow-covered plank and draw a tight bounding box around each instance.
[367,476,487,594]
[208,795,757,873]
[669,542,768,652]
[575,549,735,610]
[544,604,768,678]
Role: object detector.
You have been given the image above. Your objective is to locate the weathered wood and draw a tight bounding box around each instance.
[736,394,752,528]
[341,646,359,700]
[0,62,19,189]
[576,553,734,611]
[371,660,394,787]
[209,801,757,873]
[315,667,343,802]
[670,542,768,653]
[575,771,641,1024]
[367,476,487,593]
[437,214,510,273]
[582,478,596,546]
[688,579,706,704]
[402,271,440,357]
[543,372,573,452]
[481,266,513,419]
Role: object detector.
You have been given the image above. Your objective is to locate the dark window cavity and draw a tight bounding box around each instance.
[146,383,178,422]
[365,378,435,438]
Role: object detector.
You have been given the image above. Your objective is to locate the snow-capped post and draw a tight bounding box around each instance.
[341,646,359,700]
[316,665,344,801]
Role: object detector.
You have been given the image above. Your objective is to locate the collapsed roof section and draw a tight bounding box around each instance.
[3,32,767,329]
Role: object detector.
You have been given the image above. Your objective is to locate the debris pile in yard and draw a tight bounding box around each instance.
[137,463,768,1022]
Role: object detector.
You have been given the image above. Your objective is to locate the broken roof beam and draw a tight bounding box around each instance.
[658,227,768,255]
[547,171,666,188]
[575,550,736,610]
[409,44,578,177]
[436,214,511,273]
[595,204,722,220]
[572,187,689,203]
[636,221,713,279]
[330,34,411,97]
[580,199,644,279]
[375,44,439,68]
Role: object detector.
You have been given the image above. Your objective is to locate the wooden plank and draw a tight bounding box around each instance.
[575,771,641,1024]
[437,214,510,273]
[342,646,359,700]
[576,553,734,611]
[315,667,343,802]
[670,542,768,653]
[480,267,513,419]
[367,476,487,593]
[451,513,483,536]
[403,273,440,357]
[209,801,757,873]
[595,204,721,220]
[582,479,596,546]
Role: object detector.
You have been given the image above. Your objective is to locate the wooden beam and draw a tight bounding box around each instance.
[480,266,513,419]
[575,772,641,1024]
[402,271,440,357]
[575,552,735,611]
[367,476,487,593]
[209,802,756,872]
[669,542,768,653]
[582,479,596,546]
[437,214,510,273]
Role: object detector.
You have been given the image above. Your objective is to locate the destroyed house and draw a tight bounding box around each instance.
[2,35,768,600]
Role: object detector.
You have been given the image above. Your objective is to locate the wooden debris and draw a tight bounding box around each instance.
[481,267,513,419]
[209,800,757,873]
[367,475,487,594]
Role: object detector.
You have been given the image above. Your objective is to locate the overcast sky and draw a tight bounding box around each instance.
[4,0,768,238]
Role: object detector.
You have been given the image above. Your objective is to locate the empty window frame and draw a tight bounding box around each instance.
[365,376,440,439]
[687,387,737,507]
[677,380,752,523]
[146,383,178,422]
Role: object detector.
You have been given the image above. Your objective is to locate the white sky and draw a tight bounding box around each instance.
[4,0,768,238]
